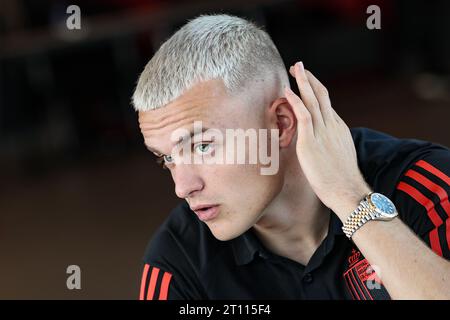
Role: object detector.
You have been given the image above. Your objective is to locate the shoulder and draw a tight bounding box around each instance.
[351,128,450,259]
[350,127,436,156]
[392,148,450,258]
[350,127,447,197]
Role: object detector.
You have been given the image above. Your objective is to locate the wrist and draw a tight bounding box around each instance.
[342,191,399,239]
[331,184,372,223]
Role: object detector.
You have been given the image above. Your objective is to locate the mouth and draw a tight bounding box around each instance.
[191,205,220,222]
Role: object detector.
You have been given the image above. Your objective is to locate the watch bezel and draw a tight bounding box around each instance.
[368,192,398,220]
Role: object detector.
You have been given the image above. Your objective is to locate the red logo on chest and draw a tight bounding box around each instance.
[348,249,361,267]
[343,249,385,300]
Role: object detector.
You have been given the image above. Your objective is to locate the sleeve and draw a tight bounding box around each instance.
[139,262,197,300]
[138,229,207,300]
[392,148,450,260]
[139,263,174,300]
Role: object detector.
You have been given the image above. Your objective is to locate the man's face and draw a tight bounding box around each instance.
[138,78,284,241]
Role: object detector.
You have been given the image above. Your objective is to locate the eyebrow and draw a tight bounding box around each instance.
[145,127,211,156]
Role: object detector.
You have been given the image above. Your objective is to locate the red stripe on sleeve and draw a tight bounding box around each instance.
[447,218,450,252]
[158,272,173,300]
[397,181,444,227]
[396,181,444,255]
[405,169,450,217]
[416,160,450,186]
[146,267,160,300]
[429,228,443,257]
[139,264,150,300]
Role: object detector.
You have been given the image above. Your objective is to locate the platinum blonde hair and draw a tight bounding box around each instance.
[132,14,288,112]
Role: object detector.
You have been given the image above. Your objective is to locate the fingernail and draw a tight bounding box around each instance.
[296,61,304,72]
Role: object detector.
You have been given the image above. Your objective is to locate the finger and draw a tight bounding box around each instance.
[332,107,344,124]
[305,70,334,125]
[284,86,314,139]
[289,65,295,77]
[291,62,324,128]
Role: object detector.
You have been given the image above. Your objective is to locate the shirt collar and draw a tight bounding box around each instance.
[231,209,345,266]
[231,228,269,266]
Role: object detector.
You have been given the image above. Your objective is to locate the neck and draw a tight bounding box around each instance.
[253,157,330,266]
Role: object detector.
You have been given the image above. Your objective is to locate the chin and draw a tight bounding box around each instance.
[208,221,252,241]
[212,232,235,241]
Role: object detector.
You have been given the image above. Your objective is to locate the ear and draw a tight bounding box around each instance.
[266,97,297,148]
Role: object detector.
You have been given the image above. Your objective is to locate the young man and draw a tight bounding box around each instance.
[133,14,450,300]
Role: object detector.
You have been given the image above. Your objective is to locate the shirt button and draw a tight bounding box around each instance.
[303,273,313,283]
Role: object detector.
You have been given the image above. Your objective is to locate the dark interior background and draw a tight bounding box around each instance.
[0,0,449,299]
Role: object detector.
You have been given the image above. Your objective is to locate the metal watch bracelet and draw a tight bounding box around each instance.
[342,192,378,239]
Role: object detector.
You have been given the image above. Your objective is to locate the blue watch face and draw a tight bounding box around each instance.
[371,193,396,215]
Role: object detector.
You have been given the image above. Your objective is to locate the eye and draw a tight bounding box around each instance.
[194,143,212,155]
[155,156,168,169]
[163,154,174,163]
[154,154,173,170]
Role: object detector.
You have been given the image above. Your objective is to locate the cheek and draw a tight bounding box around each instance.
[206,167,282,239]
[219,164,282,204]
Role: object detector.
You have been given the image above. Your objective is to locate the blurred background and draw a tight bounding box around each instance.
[0,0,449,299]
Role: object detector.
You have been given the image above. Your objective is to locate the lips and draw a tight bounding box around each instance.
[191,204,220,222]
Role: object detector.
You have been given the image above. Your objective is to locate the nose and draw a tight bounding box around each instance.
[171,164,204,199]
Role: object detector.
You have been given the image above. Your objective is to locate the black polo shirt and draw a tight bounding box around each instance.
[139,127,450,300]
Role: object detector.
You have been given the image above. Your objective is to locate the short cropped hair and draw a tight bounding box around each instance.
[132,14,288,112]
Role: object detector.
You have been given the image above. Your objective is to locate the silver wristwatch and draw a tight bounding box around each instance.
[342,192,398,239]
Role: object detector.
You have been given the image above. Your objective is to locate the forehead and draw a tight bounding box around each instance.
[139,81,225,128]
[138,79,249,154]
